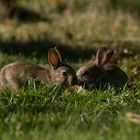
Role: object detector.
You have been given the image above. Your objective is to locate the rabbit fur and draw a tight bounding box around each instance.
[76,47,128,90]
[0,47,77,89]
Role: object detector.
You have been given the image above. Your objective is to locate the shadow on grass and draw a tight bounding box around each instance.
[0,38,96,62]
[0,37,140,62]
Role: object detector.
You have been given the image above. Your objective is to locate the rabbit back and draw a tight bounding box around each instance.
[104,64,128,88]
[0,61,50,89]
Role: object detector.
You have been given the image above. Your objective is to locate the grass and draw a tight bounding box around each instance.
[0,0,140,140]
[0,85,140,140]
[0,51,140,140]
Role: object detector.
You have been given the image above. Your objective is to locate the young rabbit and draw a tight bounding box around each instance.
[76,47,128,90]
[0,47,77,89]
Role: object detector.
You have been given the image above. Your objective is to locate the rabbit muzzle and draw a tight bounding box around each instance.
[77,76,102,90]
[77,78,89,89]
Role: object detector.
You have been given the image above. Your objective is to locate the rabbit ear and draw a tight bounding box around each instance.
[106,48,114,63]
[54,46,65,63]
[48,48,60,69]
[95,47,113,67]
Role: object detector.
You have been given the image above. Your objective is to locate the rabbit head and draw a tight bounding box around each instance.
[48,46,77,86]
[76,47,128,90]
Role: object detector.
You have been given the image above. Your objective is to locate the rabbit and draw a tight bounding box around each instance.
[76,47,128,90]
[0,46,77,90]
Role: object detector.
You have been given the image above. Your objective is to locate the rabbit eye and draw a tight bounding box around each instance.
[83,71,89,76]
[62,71,67,76]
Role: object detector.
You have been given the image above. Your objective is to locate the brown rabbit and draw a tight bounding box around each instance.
[76,47,128,90]
[0,47,77,89]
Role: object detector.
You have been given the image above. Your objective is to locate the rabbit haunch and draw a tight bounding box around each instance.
[0,47,77,89]
[76,47,128,90]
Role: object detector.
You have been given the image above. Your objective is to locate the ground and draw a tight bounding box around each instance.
[0,0,140,140]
